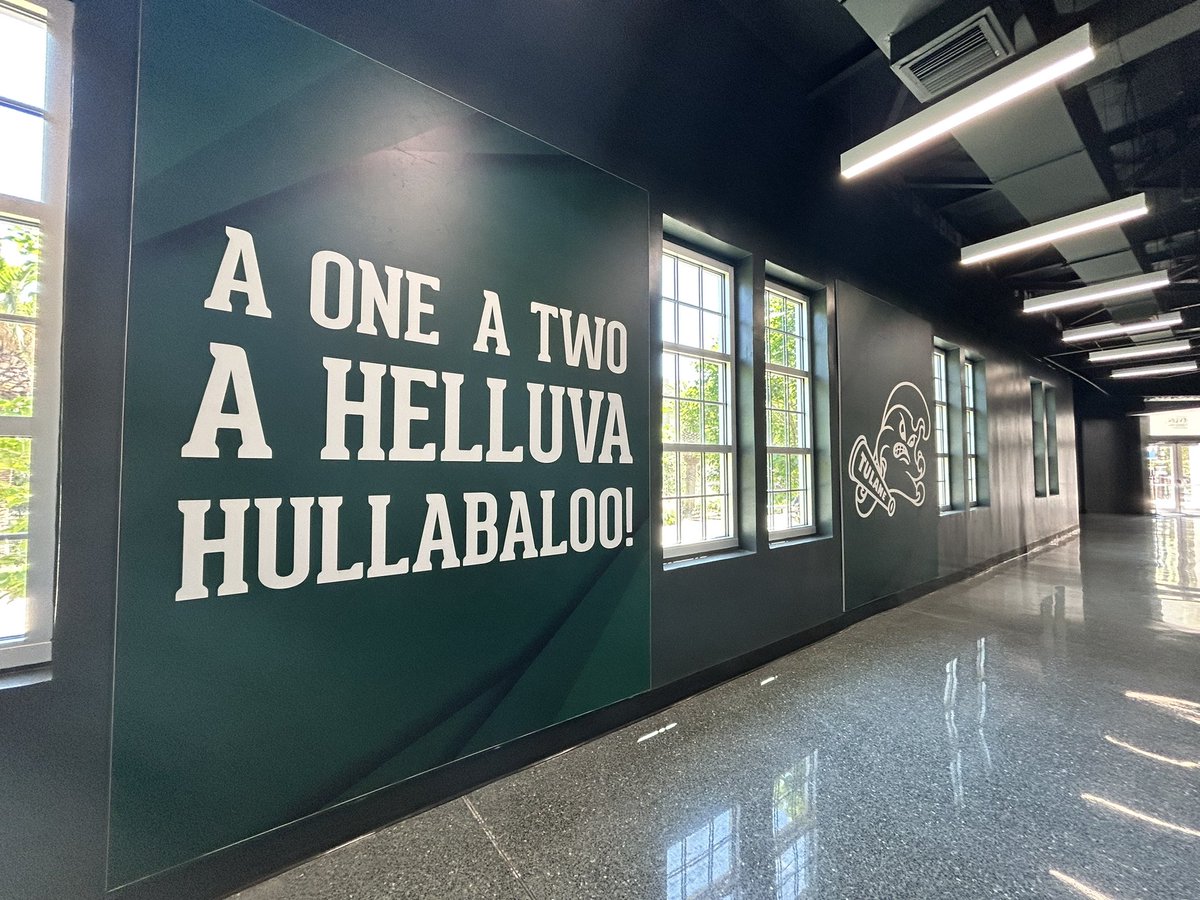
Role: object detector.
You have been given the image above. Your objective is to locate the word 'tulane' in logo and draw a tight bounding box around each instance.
[849,381,930,518]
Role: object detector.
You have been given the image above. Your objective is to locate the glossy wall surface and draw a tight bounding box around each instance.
[0,2,1078,898]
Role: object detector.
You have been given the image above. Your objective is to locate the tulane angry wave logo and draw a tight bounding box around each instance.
[848,381,931,518]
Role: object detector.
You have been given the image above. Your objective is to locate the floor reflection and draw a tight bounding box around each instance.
[772,753,817,899]
[666,808,738,900]
[1153,516,1200,632]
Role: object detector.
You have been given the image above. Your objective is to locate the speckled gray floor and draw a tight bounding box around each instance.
[232,515,1200,899]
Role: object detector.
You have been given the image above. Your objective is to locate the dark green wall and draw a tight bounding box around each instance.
[0,2,1078,898]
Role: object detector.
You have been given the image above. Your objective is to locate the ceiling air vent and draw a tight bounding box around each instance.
[892,8,1015,103]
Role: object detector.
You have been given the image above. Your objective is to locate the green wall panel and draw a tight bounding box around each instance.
[108,0,651,885]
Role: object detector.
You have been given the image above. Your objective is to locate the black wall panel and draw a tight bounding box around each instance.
[1079,417,1146,515]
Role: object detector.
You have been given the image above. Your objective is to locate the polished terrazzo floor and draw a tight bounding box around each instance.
[233,515,1200,899]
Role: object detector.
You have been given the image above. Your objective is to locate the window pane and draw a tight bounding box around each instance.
[0,220,41,317]
[679,400,701,443]
[680,451,702,497]
[705,496,727,540]
[661,399,677,443]
[0,5,47,109]
[661,299,676,343]
[702,311,724,353]
[679,497,702,545]
[701,268,723,311]
[661,499,678,547]
[0,321,35,416]
[678,302,700,347]
[662,451,678,497]
[0,537,28,639]
[677,260,700,306]
[0,105,44,202]
[0,436,32,534]
[661,253,676,299]
[704,451,726,496]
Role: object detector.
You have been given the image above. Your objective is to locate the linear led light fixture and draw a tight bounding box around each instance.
[1088,339,1191,364]
[840,25,1094,179]
[962,193,1148,266]
[1111,360,1198,379]
[1062,312,1182,343]
[1146,395,1200,402]
[1023,271,1170,314]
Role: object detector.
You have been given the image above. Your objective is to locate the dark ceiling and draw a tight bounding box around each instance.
[269,0,1200,412]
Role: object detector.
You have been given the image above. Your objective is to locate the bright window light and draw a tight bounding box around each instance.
[1111,360,1198,379]
[1088,340,1191,364]
[962,194,1148,266]
[1023,271,1170,314]
[1062,312,1182,343]
[841,25,1093,179]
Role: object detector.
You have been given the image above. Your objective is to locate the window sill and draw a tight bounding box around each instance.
[0,662,52,691]
[939,508,963,517]
[0,640,52,673]
[664,547,753,570]
[769,531,830,550]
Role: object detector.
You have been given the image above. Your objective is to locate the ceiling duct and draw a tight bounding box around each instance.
[890,4,1016,102]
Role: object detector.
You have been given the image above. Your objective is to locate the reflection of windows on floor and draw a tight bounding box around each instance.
[666,807,738,900]
[773,751,818,899]
[774,834,814,900]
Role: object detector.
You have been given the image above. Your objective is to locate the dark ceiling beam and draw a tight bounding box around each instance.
[905,177,995,192]
[1123,120,1200,186]
[804,39,881,101]
[1104,91,1200,147]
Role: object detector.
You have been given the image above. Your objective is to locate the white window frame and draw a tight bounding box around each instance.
[764,282,815,540]
[0,0,72,671]
[932,347,951,512]
[964,359,979,506]
[660,241,738,559]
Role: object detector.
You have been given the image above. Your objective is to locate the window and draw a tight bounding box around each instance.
[963,359,979,505]
[1,0,70,671]
[1031,380,1047,497]
[1045,385,1059,495]
[932,348,951,511]
[661,243,737,557]
[764,283,814,538]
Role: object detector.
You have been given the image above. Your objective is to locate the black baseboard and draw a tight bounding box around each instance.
[112,523,1079,900]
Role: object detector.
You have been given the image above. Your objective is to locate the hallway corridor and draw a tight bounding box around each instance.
[235,516,1200,900]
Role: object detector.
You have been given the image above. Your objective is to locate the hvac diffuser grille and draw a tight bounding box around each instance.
[893,9,1014,102]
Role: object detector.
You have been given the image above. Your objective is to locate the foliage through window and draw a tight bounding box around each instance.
[661,243,736,557]
[764,283,814,538]
[964,359,978,506]
[1,0,70,669]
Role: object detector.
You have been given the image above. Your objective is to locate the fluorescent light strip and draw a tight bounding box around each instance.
[1088,339,1191,364]
[962,193,1148,266]
[1024,271,1170,314]
[1111,360,1198,379]
[1147,395,1200,402]
[841,26,1094,179]
[1062,312,1182,343]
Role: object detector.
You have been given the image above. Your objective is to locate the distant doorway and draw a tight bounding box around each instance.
[1148,442,1200,515]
